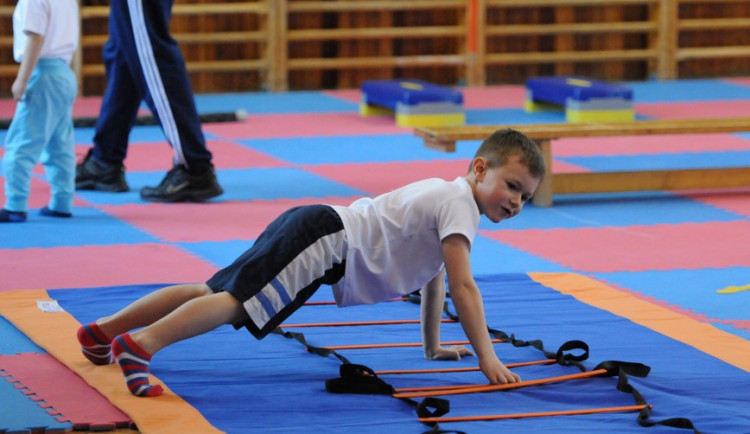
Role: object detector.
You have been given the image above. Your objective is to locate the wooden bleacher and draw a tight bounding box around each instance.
[414,117,750,206]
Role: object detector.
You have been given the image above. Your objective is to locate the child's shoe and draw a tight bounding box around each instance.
[40,207,72,218]
[0,209,27,223]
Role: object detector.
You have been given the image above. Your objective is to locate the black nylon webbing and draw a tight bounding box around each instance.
[596,362,701,433]
[271,327,352,364]
[277,289,701,432]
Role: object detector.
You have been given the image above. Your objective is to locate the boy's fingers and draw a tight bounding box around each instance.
[450,345,474,357]
[431,347,461,361]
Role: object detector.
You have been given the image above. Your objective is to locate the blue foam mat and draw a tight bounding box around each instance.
[48,274,750,433]
[236,134,458,165]
[628,79,750,103]
[74,167,367,206]
[594,268,750,341]
[0,317,44,355]
[0,361,74,433]
[194,91,358,115]
[560,150,750,172]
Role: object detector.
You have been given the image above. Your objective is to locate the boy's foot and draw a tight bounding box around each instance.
[75,149,129,192]
[77,323,113,365]
[140,164,223,203]
[40,207,72,218]
[112,333,164,397]
[0,209,27,223]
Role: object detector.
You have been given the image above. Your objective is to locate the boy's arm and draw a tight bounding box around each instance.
[442,233,521,384]
[12,31,44,101]
[421,268,474,361]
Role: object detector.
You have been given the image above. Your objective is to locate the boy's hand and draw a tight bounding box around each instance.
[12,79,28,101]
[480,355,521,384]
[426,345,474,361]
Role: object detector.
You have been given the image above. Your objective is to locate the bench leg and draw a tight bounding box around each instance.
[532,139,553,207]
[424,138,456,153]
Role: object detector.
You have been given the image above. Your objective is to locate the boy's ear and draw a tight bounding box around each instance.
[472,157,488,179]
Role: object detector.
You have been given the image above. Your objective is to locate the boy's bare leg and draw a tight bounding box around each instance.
[99,283,215,339]
[130,291,248,355]
[112,291,249,397]
[77,283,213,365]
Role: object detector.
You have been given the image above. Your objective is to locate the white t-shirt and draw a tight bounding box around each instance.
[13,0,79,64]
[331,177,480,306]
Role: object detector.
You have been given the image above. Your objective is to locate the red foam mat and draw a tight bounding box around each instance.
[635,100,750,119]
[679,188,750,218]
[0,244,219,291]
[302,160,471,196]
[107,140,291,172]
[99,197,357,243]
[482,220,750,272]
[552,133,750,157]
[460,85,526,109]
[203,113,407,140]
[0,353,131,430]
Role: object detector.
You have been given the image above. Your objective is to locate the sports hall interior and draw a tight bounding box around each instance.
[1,1,749,433]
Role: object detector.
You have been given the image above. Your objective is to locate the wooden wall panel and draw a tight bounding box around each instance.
[1,0,750,97]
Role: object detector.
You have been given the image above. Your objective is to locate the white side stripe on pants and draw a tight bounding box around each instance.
[127,0,187,167]
[244,230,346,330]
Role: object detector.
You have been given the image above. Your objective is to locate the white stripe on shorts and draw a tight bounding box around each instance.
[243,230,346,330]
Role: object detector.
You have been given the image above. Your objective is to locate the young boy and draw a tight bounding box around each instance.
[1,0,79,223]
[77,128,546,397]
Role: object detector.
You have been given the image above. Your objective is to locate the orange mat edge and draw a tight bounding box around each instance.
[0,289,224,434]
[529,272,750,373]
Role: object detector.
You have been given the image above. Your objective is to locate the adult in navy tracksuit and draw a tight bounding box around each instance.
[76,0,223,202]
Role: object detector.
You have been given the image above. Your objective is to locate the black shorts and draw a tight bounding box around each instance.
[206,205,346,339]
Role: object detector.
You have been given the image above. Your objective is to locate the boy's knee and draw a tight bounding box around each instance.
[188,283,213,297]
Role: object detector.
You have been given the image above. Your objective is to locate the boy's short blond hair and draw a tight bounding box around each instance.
[470,128,546,179]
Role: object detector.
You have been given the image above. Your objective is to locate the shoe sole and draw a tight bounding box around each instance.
[140,187,223,203]
[76,180,129,192]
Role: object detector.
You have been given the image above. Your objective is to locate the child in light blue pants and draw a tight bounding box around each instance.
[2,0,79,223]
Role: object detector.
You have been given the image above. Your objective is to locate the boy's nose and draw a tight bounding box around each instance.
[510,193,522,206]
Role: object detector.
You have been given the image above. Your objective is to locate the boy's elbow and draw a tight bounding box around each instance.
[448,281,479,299]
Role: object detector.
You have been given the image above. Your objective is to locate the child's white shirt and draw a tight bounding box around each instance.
[331,177,480,306]
[13,0,79,64]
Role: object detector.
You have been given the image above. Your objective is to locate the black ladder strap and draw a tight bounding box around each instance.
[271,327,352,364]
[594,361,701,433]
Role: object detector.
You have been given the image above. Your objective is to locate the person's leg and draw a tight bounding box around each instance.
[91,0,143,166]
[111,289,248,397]
[76,0,142,192]
[106,205,345,397]
[128,0,213,172]
[77,283,212,364]
[2,70,48,222]
[40,62,77,216]
[123,0,222,202]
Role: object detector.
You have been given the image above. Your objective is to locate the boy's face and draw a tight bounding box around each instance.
[472,154,541,223]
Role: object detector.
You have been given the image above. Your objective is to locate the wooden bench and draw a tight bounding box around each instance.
[414,117,750,206]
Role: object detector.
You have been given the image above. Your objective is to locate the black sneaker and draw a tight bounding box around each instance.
[0,209,27,223]
[75,149,129,192]
[140,164,223,203]
[40,206,72,218]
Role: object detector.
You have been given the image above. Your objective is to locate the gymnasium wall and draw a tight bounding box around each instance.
[1,0,750,96]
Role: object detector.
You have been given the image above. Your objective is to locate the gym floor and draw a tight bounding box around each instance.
[1,78,749,433]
